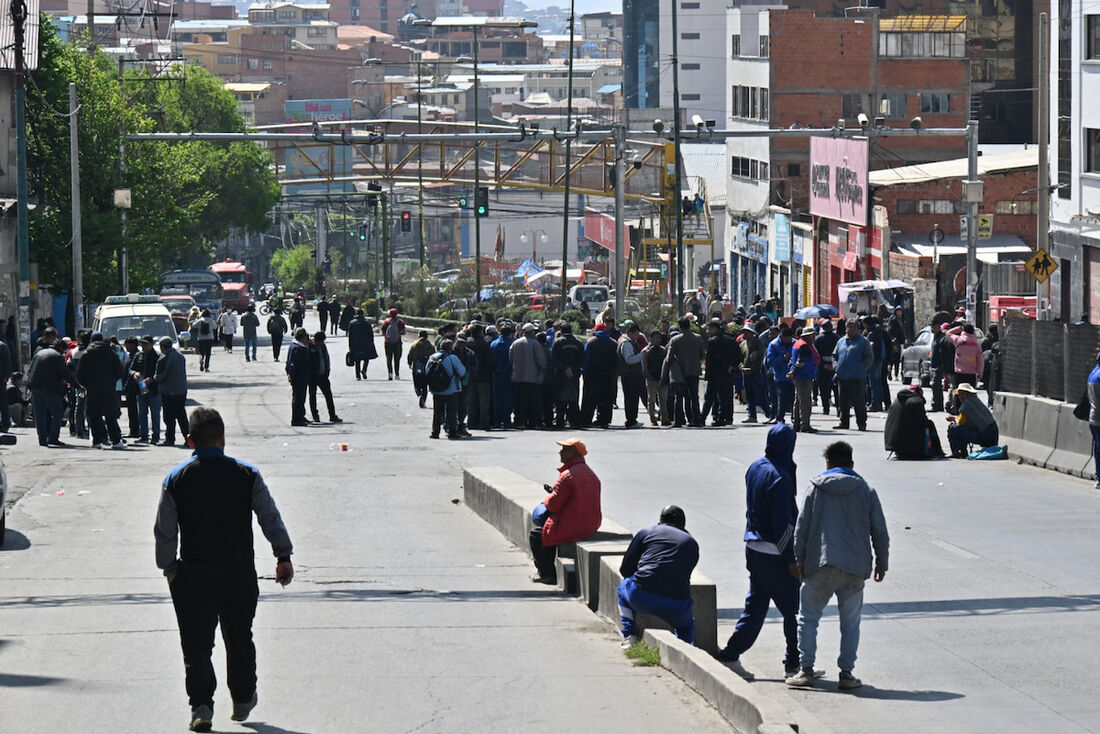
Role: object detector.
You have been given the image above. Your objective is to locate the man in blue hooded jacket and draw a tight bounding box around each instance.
[715,424,801,680]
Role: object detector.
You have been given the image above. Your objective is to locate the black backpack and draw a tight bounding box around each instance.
[200,320,210,336]
[425,354,452,393]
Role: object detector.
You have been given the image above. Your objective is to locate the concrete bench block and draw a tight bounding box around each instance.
[554,557,578,595]
[576,539,635,611]
[596,554,718,654]
[1048,403,1095,478]
[1002,396,1057,468]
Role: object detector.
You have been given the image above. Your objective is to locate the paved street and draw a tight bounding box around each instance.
[3,316,1100,733]
[0,323,729,733]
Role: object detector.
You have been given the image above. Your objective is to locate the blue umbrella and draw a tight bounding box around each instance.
[794,304,839,319]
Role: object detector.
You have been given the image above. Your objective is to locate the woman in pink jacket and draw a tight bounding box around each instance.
[529,438,603,584]
[942,323,983,409]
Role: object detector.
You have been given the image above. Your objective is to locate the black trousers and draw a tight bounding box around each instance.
[701,375,733,424]
[162,394,190,444]
[169,568,259,708]
[125,387,140,436]
[271,333,283,361]
[815,370,834,412]
[837,378,867,429]
[197,340,213,370]
[87,408,122,446]
[319,311,328,332]
[580,374,614,426]
[432,393,458,436]
[514,382,542,428]
[528,527,557,579]
[466,380,491,426]
[621,375,645,425]
[385,342,403,376]
[291,380,308,423]
[682,375,701,425]
[309,376,337,420]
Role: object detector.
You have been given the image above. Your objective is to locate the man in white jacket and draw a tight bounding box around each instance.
[218,308,239,353]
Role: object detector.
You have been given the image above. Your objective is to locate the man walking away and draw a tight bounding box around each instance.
[786,441,889,691]
[154,407,293,732]
[132,336,162,444]
[192,309,217,372]
[529,438,602,584]
[154,338,190,446]
[407,330,435,409]
[788,326,820,434]
[285,329,312,426]
[617,505,699,647]
[427,339,465,439]
[78,331,126,449]
[240,306,260,363]
[26,337,69,446]
[832,321,873,431]
[617,320,646,428]
[328,296,341,336]
[716,424,801,681]
[347,309,378,380]
[317,298,329,334]
[308,332,342,424]
[380,308,406,380]
[266,309,288,362]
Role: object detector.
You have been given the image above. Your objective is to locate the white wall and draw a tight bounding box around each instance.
[659,0,728,124]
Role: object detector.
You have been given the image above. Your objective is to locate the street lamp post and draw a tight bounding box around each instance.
[520,228,548,262]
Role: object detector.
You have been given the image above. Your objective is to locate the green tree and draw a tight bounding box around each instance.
[270,245,317,290]
[26,23,280,302]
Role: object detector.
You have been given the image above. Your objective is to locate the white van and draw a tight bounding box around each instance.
[568,284,610,311]
[92,294,179,346]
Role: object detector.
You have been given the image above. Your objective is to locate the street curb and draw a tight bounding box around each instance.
[642,629,805,734]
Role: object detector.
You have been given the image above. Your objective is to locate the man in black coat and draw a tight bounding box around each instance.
[76,332,125,448]
[122,336,142,437]
[346,309,377,379]
[285,328,312,426]
[26,338,70,446]
[700,319,740,426]
[308,331,341,424]
[0,334,13,432]
[579,324,618,427]
[551,322,583,428]
[328,297,342,335]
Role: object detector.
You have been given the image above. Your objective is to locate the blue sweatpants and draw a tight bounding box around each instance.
[721,548,800,668]
[617,576,694,644]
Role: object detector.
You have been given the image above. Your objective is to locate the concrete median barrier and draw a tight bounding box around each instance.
[1005,395,1057,468]
[576,539,634,611]
[596,554,718,654]
[1049,402,1094,478]
[642,629,802,734]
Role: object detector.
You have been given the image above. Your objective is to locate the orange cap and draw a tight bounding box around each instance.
[555,437,587,456]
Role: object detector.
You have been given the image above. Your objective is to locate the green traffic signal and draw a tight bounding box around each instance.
[459,195,468,208]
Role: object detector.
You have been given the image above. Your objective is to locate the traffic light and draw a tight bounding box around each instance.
[400,211,412,232]
[475,186,489,217]
[357,223,367,241]
[458,192,469,209]
[366,181,382,210]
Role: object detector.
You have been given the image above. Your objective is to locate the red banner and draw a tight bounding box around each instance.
[584,212,632,256]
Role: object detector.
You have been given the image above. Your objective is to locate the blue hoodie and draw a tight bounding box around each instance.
[742,424,798,564]
[765,337,794,384]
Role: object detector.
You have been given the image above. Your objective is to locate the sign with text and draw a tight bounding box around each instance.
[773,213,791,262]
[809,137,869,226]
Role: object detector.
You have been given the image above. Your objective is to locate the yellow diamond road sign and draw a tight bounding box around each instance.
[1025,248,1057,284]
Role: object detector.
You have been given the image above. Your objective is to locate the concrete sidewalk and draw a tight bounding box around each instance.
[0,329,730,733]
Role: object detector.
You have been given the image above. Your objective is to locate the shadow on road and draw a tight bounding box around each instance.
[241,722,312,734]
[718,593,1100,621]
[0,528,30,551]
[848,684,964,702]
[0,672,66,687]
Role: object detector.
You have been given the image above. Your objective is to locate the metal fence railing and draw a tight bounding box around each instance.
[1000,319,1100,401]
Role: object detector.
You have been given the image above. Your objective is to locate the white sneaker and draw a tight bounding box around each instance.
[726,659,755,681]
[1094,479,1100,489]
[785,668,816,687]
[620,635,638,649]
[110,442,126,450]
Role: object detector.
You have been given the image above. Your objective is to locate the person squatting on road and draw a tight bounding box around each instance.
[946,382,999,458]
[786,441,889,691]
[715,424,801,681]
[154,407,294,732]
[529,438,602,584]
[617,505,700,648]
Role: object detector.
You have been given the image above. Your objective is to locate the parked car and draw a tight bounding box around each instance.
[901,325,984,386]
[0,432,18,545]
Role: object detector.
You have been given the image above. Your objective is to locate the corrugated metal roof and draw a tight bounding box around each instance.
[225,82,272,92]
[680,143,727,206]
[426,17,538,29]
[0,0,39,71]
[868,149,1037,188]
[879,15,966,33]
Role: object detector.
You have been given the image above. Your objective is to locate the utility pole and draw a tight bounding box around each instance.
[119,136,128,293]
[560,0,576,314]
[70,84,84,330]
[965,118,980,328]
[1038,11,1050,321]
[12,0,29,360]
[472,27,482,301]
[670,0,685,310]
[416,60,425,271]
[381,192,390,296]
[613,124,625,316]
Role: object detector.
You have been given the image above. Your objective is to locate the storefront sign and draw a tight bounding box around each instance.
[809,137,869,227]
[773,213,790,262]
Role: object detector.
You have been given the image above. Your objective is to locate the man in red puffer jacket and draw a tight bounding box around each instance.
[942,322,982,412]
[529,438,602,584]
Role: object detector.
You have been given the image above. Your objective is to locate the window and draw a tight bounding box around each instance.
[920,92,950,113]
[246,57,259,70]
[880,93,907,118]
[1086,128,1100,173]
[350,7,359,18]
[760,162,769,180]
[787,163,800,177]
[996,200,1037,215]
[276,9,296,20]
[681,1,700,7]
[307,26,327,37]
[741,86,750,118]
[760,88,769,120]
[681,93,701,101]
[1089,16,1100,59]
[731,85,740,117]
[897,199,917,214]
[759,35,769,58]
[749,87,757,118]
[681,32,700,40]
[917,200,956,215]
[682,63,701,70]
[879,31,963,58]
[217,53,237,65]
[263,58,272,70]
[841,93,864,118]
[731,34,740,57]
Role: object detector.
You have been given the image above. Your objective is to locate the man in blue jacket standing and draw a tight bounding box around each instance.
[832,320,874,431]
[490,324,515,429]
[428,339,466,440]
[764,327,794,424]
[787,326,820,433]
[715,424,801,681]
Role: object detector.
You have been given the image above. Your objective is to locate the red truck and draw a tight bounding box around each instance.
[209,259,253,311]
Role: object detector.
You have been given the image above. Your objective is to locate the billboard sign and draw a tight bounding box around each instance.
[809,137,868,226]
[282,100,354,195]
[583,211,631,256]
[773,212,790,262]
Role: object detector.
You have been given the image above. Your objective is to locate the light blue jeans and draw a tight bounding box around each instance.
[797,564,865,671]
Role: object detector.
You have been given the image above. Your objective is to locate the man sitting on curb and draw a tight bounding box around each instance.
[946,382,999,458]
[529,438,602,584]
[617,505,700,649]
